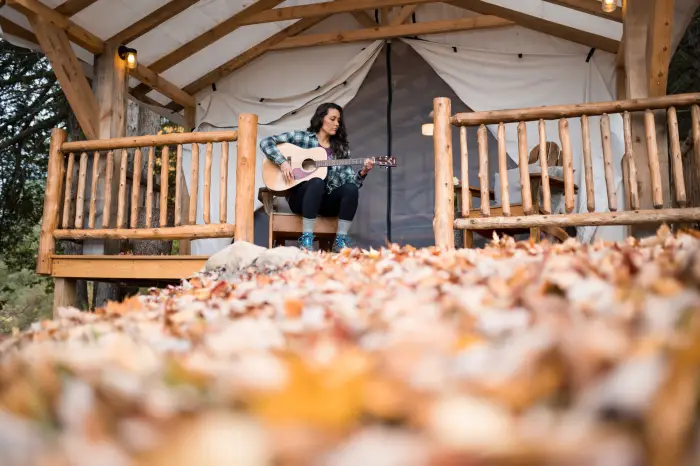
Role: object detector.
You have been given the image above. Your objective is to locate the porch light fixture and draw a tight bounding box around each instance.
[118,45,137,70]
[422,123,434,136]
[601,0,617,13]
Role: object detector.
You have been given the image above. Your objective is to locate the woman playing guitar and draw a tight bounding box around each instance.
[259,102,374,252]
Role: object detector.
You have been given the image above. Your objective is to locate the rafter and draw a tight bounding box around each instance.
[28,13,98,138]
[182,16,328,96]
[6,0,195,108]
[270,15,512,50]
[352,11,379,28]
[133,0,285,77]
[450,0,619,53]
[238,0,442,26]
[108,0,202,45]
[542,0,623,23]
[390,5,418,25]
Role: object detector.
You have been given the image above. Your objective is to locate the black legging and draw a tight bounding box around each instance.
[288,178,359,221]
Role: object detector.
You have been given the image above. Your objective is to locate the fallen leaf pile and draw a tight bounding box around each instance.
[2,226,700,466]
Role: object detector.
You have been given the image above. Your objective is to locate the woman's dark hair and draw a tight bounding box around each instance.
[307,102,349,159]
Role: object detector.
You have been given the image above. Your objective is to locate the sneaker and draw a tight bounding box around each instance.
[332,234,353,253]
[298,232,315,251]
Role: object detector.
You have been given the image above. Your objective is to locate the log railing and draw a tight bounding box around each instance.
[431,94,700,249]
[36,114,258,274]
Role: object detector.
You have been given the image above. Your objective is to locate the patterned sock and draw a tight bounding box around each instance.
[337,220,352,236]
[302,217,316,234]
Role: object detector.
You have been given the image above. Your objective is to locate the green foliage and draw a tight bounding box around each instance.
[0,261,52,333]
[0,38,68,272]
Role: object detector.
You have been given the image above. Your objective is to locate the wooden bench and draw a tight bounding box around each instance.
[258,187,338,249]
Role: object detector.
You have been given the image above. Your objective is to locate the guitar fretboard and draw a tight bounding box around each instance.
[284,157,368,167]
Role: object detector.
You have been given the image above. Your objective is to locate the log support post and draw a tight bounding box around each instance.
[433,97,455,249]
[623,0,673,237]
[85,42,129,307]
[234,113,258,243]
[37,128,67,276]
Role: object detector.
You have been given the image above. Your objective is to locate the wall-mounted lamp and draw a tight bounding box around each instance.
[422,123,434,136]
[601,0,617,13]
[118,45,138,70]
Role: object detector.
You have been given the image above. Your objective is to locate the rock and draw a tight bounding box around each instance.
[254,246,304,271]
[204,241,266,272]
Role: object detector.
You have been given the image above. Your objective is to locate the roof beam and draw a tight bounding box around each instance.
[352,11,379,28]
[270,15,512,50]
[28,13,99,139]
[133,0,286,79]
[54,0,98,17]
[6,0,196,108]
[7,0,103,53]
[0,16,179,112]
[238,0,442,26]
[390,5,418,25]
[542,0,623,22]
[182,16,328,96]
[108,0,202,45]
[450,0,619,53]
[647,0,674,97]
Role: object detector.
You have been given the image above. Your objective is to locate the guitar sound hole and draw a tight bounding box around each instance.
[301,158,317,171]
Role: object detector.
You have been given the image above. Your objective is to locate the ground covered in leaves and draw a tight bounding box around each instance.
[2,227,700,466]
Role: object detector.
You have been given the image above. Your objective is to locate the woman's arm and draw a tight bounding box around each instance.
[259,131,299,165]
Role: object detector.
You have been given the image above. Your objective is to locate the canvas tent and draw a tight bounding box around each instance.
[1,0,697,254]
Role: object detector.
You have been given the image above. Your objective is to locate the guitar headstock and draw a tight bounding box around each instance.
[373,156,397,168]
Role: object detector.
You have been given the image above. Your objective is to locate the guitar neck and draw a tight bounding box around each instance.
[315,158,367,167]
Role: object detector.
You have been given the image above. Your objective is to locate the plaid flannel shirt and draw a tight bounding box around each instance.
[259,130,366,194]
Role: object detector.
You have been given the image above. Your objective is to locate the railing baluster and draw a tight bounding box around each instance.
[538,120,552,214]
[220,141,229,224]
[459,126,472,247]
[580,115,595,212]
[517,121,532,214]
[62,152,75,229]
[117,149,128,228]
[644,110,664,208]
[692,105,700,198]
[667,107,686,206]
[497,122,510,216]
[131,148,142,228]
[477,124,490,217]
[558,118,575,214]
[204,142,212,224]
[600,114,617,211]
[89,151,100,228]
[146,147,154,228]
[102,151,114,228]
[160,146,170,227]
[175,144,183,226]
[623,112,640,210]
[189,143,199,224]
[74,152,88,228]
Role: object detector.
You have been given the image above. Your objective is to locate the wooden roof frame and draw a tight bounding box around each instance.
[2,0,630,121]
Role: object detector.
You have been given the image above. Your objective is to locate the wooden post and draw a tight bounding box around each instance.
[517,121,532,214]
[432,97,455,249]
[624,0,672,236]
[37,128,67,275]
[497,122,510,216]
[234,113,258,243]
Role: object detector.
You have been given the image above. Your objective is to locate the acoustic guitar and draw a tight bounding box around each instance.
[262,143,396,193]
